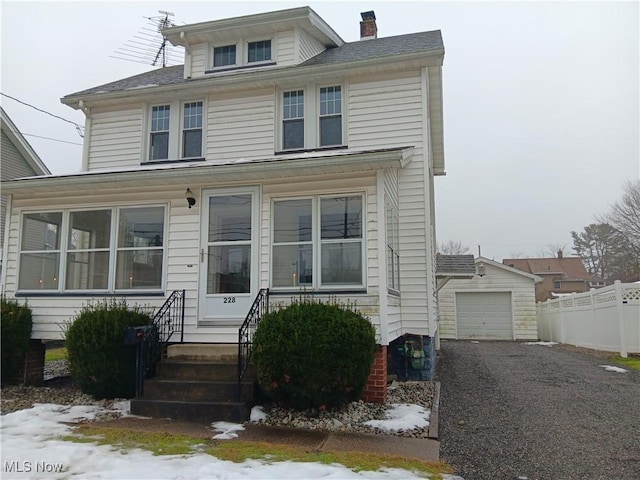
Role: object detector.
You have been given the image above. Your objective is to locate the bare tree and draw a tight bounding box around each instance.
[536,243,568,258]
[600,180,640,250]
[437,240,470,255]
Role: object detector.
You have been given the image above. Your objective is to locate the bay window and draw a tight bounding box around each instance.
[272,195,363,290]
[18,206,165,293]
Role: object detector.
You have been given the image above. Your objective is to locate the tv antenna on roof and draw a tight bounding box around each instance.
[111,10,184,68]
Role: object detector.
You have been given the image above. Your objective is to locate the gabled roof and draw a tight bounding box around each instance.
[0,107,51,176]
[503,257,591,281]
[478,257,543,283]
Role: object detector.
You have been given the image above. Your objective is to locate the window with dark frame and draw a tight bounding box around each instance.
[213,45,236,67]
[248,40,271,63]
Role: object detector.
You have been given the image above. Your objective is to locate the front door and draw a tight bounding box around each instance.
[198,186,259,325]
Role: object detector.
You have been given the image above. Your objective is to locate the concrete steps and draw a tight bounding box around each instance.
[130,344,256,423]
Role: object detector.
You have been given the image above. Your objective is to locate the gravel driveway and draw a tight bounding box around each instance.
[437,340,640,480]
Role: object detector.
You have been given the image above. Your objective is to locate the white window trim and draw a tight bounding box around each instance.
[210,42,239,70]
[245,37,275,65]
[143,100,205,162]
[16,204,168,294]
[276,82,347,152]
[269,192,366,291]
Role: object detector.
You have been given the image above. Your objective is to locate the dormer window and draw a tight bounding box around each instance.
[248,40,271,63]
[213,44,237,68]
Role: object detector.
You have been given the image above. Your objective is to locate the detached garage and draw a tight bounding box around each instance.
[438,257,542,340]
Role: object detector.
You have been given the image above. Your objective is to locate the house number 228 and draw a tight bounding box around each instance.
[223,297,236,304]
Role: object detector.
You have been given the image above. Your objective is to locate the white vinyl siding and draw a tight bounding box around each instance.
[276,30,295,65]
[297,29,325,62]
[350,71,430,335]
[87,107,143,171]
[189,44,207,78]
[207,89,274,161]
[438,262,539,340]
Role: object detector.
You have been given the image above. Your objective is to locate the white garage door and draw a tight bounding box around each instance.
[456,292,513,339]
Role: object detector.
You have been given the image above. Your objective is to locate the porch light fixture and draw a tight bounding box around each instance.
[186,188,196,209]
[476,261,486,277]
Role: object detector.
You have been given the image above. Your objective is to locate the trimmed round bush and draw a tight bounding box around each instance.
[65,300,152,399]
[253,299,376,410]
[1,297,33,383]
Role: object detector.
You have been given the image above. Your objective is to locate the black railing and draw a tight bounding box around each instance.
[127,289,185,398]
[238,288,269,399]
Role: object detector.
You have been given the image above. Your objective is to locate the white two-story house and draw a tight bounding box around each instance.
[1,7,445,400]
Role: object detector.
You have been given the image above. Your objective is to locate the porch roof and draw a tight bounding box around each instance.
[1,146,413,197]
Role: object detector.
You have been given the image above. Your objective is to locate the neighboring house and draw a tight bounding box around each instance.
[438,257,541,340]
[1,107,52,280]
[504,250,597,302]
[0,7,446,405]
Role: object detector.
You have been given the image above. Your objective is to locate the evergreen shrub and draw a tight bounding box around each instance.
[1,297,33,383]
[65,299,152,399]
[253,298,376,409]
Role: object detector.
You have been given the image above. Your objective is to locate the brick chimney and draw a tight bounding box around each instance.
[360,11,377,40]
[557,249,563,259]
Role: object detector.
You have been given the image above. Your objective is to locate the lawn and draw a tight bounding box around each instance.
[67,425,454,478]
[610,354,640,371]
[45,347,67,362]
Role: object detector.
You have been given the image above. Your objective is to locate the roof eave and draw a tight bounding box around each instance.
[61,49,445,109]
[1,147,414,196]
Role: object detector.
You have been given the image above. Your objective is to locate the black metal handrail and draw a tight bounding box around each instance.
[128,289,185,398]
[151,289,186,345]
[238,288,269,399]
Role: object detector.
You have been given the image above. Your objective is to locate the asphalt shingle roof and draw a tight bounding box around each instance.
[436,255,476,275]
[64,30,443,99]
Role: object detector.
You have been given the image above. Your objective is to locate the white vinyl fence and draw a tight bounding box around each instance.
[537,281,640,357]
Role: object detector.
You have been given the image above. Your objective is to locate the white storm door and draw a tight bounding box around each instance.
[198,187,259,325]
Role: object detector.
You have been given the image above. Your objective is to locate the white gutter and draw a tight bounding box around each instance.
[1,147,414,196]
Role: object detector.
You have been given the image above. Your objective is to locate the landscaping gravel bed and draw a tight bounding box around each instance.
[2,359,436,438]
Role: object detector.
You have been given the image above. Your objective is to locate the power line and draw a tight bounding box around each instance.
[22,132,83,146]
[1,92,85,138]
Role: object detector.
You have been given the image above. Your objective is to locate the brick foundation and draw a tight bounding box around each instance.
[362,345,387,403]
[10,340,45,386]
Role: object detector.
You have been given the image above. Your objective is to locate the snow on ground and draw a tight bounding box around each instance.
[364,404,430,432]
[1,403,459,480]
[599,365,628,373]
[524,341,558,347]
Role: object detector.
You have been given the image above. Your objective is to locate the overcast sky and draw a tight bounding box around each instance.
[2,1,638,261]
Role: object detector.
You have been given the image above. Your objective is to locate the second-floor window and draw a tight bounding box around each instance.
[214,45,236,67]
[283,90,304,150]
[279,85,345,152]
[150,105,170,160]
[319,86,342,147]
[147,101,203,162]
[182,102,203,158]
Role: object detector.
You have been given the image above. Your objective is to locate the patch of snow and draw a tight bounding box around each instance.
[364,404,430,432]
[1,403,443,479]
[250,405,267,422]
[524,341,558,347]
[211,421,245,439]
[599,365,628,373]
[470,341,480,344]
